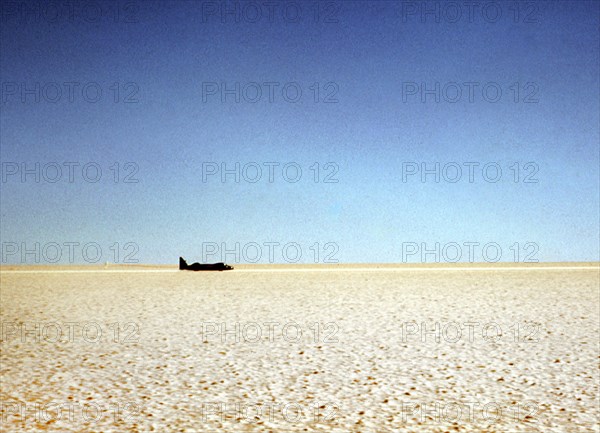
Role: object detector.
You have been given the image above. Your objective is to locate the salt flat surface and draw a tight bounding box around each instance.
[1,267,599,432]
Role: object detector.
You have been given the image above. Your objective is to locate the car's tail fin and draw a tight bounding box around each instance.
[179,257,188,270]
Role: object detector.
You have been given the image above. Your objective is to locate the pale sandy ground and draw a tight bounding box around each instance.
[1,264,599,432]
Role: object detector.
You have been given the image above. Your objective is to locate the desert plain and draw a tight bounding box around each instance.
[1,263,599,432]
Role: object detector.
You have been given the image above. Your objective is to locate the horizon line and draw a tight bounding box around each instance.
[1,262,599,274]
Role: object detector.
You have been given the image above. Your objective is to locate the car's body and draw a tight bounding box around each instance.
[179,257,234,271]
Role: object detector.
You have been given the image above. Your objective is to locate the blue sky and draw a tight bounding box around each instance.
[1,0,599,264]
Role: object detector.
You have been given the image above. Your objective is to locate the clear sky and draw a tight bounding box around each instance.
[1,0,599,264]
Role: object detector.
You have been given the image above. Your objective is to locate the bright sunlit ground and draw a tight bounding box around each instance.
[1,264,599,432]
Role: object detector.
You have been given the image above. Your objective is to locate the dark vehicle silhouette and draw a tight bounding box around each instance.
[179,257,234,271]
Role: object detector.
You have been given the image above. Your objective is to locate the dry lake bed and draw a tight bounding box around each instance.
[1,264,599,432]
